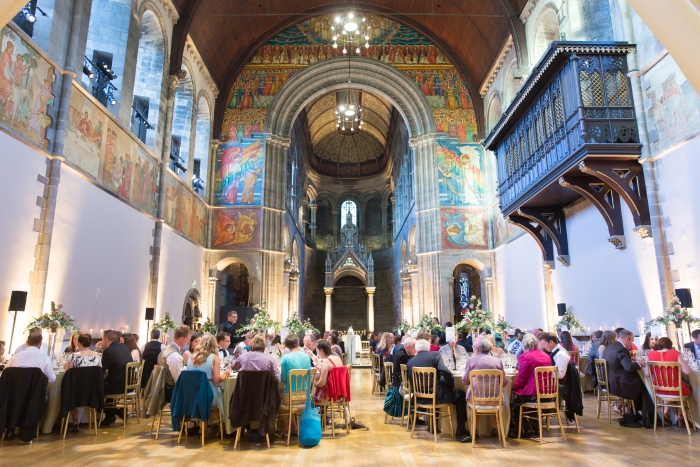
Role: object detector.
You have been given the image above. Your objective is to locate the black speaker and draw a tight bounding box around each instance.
[8,291,27,312]
[145,307,155,321]
[675,289,693,308]
[557,303,567,317]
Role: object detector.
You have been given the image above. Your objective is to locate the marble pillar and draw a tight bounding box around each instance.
[366,287,376,332]
[288,271,299,324]
[401,273,413,324]
[324,287,333,332]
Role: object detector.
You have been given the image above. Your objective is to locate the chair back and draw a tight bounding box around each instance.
[342,352,347,365]
[125,361,143,393]
[0,368,48,437]
[361,341,370,352]
[469,369,504,407]
[647,361,684,397]
[371,353,380,373]
[327,365,352,402]
[593,359,609,389]
[411,367,437,404]
[286,368,316,405]
[400,364,410,391]
[59,366,105,416]
[568,350,580,366]
[383,361,394,387]
[534,366,559,403]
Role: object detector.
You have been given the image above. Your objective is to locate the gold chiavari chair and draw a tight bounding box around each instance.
[102,361,143,430]
[277,368,317,446]
[468,369,507,448]
[593,358,629,424]
[400,364,412,430]
[411,367,454,443]
[518,366,566,444]
[360,341,371,365]
[568,350,580,367]
[647,361,696,436]
[383,361,395,423]
[371,354,382,395]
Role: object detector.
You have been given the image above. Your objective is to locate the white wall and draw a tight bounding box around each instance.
[44,166,153,337]
[494,234,548,330]
[0,132,50,347]
[551,199,662,332]
[156,227,204,322]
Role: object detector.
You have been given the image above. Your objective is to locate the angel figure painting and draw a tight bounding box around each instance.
[212,208,261,249]
[441,208,488,249]
[215,138,265,206]
[436,140,485,207]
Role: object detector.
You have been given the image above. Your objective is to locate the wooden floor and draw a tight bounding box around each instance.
[1,368,697,466]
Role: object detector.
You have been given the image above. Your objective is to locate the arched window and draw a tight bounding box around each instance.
[131,10,165,150]
[341,200,357,227]
[532,7,560,64]
[487,93,503,134]
[192,95,211,195]
[171,65,194,178]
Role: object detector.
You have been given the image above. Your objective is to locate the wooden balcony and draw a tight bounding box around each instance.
[484,42,650,266]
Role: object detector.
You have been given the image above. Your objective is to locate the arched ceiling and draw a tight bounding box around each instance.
[303,89,393,177]
[169,1,531,131]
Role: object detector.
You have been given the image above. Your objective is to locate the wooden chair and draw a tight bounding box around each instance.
[383,361,395,423]
[61,405,99,439]
[410,367,454,443]
[317,366,351,438]
[568,350,580,367]
[178,406,224,446]
[360,341,371,365]
[647,361,696,436]
[147,366,171,439]
[102,361,143,429]
[593,358,626,424]
[371,354,382,395]
[277,368,316,446]
[468,369,507,448]
[399,364,412,430]
[518,366,566,444]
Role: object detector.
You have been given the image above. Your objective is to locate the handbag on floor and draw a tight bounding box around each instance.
[383,386,404,418]
[298,369,322,447]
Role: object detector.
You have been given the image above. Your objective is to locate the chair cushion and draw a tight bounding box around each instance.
[655,393,687,400]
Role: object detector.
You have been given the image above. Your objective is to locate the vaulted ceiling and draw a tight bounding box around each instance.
[169,1,531,131]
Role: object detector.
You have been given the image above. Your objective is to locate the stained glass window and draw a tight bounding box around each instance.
[459,271,470,315]
[341,200,357,227]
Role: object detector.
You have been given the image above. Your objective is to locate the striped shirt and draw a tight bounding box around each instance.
[233,351,280,381]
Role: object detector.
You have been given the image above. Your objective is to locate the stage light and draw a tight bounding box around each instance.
[83,65,94,79]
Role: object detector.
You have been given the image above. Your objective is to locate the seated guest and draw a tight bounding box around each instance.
[100,329,134,426]
[369,332,381,352]
[597,330,617,360]
[64,332,101,432]
[280,334,311,394]
[615,327,638,351]
[406,339,471,442]
[486,335,505,357]
[682,329,700,360]
[216,331,233,359]
[462,336,506,414]
[141,329,163,389]
[13,327,49,355]
[122,333,141,362]
[375,332,395,389]
[590,330,603,356]
[456,331,473,353]
[313,339,345,404]
[183,332,202,366]
[141,329,165,353]
[429,334,441,352]
[587,330,604,386]
[386,337,415,387]
[646,336,691,425]
[559,331,578,353]
[64,331,80,354]
[509,333,552,438]
[233,335,281,381]
[507,329,521,347]
[538,332,570,380]
[6,331,55,383]
[604,329,654,425]
[642,332,657,352]
[157,325,191,404]
[303,333,321,366]
[186,334,231,434]
[332,331,345,354]
[329,334,343,359]
[234,332,252,358]
[392,335,406,355]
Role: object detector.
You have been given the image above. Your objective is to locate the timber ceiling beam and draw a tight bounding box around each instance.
[517,207,570,266]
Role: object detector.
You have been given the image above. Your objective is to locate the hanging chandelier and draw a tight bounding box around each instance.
[331,11,370,54]
[336,80,363,132]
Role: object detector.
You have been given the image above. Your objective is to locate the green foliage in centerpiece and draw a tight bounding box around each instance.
[238,300,281,335]
[27,301,78,333]
[199,317,218,334]
[555,307,585,333]
[454,296,494,333]
[153,312,177,332]
[284,312,319,337]
[494,316,512,333]
[414,314,445,333]
[647,295,699,330]
[395,320,412,334]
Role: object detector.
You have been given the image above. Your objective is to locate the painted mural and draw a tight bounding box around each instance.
[441,208,488,250]
[215,138,265,206]
[221,14,477,143]
[0,26,55,149]
[494,212,524,247]
[212,207,261,249]
[436,139,485,207]
[643,56,700,153]
[164,170,207,244]
[65,84,159,217]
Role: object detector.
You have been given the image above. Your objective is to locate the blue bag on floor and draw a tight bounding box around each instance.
[383,386,404,418]
[298,369,322,447]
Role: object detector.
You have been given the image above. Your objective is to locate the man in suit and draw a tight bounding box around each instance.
[100,329,135,427]
[219,310,244,344]
[603,329,654,426]
[216,331,233,359]
[406,338,471,443]
[683,329,700,360]
[456,331,473,353]
[140,329,164,389]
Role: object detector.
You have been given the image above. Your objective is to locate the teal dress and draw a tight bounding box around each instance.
[186,353,224,414]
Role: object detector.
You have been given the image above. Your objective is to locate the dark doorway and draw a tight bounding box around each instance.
[453,264,481,325]
[332,275,367,331]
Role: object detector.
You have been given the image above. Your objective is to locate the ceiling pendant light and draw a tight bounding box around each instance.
[331,9,370,55]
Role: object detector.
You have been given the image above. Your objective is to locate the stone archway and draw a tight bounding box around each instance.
[181,288,202,329]
[264,56,445,320]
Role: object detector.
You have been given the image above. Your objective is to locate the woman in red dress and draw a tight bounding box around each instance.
[645,336,691,425]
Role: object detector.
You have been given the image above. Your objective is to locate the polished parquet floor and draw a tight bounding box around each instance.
[1,368,697,466]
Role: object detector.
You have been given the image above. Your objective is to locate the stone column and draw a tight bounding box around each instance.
[208,276,219,322]
[380,200,388,249]
[481,276,495,319]
[207,140,220,206]
[408,264,420,325]
[401,273,413,324]
[389,196,396,247]
[288,271,299,324]
[366,287,376,332]
[447,276,455,321]
[309,202,318,246]
[324,287,333,332]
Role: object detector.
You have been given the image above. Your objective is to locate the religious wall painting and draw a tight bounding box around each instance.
[130,146,159,216]
[215,138,265,206]
[212,207,262,249]
[0,26,55,149]
[436,139,485,207]
[643,56,700,153]
[163,170,207,244]
[441,207,488,249]
[494,213,524,247]
[65,86,105,177]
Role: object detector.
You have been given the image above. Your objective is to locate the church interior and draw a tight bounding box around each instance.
[0,0,699,461]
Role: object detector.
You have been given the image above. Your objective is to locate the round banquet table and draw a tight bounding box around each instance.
[437,372,515,435]
[639,368,700,428]
[221,372,284,435]
[578,357,595,392]
[342,334,362,365]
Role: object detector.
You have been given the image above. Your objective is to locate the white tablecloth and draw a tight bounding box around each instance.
[342,334,362,364]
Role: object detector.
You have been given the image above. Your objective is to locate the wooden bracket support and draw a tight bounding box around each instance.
[508,215,556,269]
[517,207,570,266]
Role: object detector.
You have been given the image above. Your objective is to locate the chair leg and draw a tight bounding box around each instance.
[500,410,507,448]
[447,405,454,439]
[123,404,127,430]
[330,400,336,438]
[471,407,476,448]
[201,421,205,447]
[607,396,612,424]
[433,409,438,443]
[61,417,68,440]
[653,398,658,431]
[517,406,523,439]
[94,409,98,436]
[410,408,418,439]
[679,398,692,436]
[573,413,580,434]
[156,411,164,440]
[537,408,543,445]
[177,418,185,443]
[596,392,601,419]
[286,412,292,446]
[556,408,566,441]
[234,427,241,449]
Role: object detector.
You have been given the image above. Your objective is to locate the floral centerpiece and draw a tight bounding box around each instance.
[396,320,412,335]
[454,296,494,335]
[199,317,218,334]
[238,300,281,335]
[413,314,445,334]
[153,312,177,333]
[494,316,512,333]
[647,295,699,342]
[284,312,319,337]
[555,307,585,333]
[26,301,77,333]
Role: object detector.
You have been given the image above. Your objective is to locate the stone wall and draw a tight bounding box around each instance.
[372,248,400,331]
[301,247,326,328]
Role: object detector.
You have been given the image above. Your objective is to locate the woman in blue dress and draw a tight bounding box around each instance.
[186,334,231,435]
